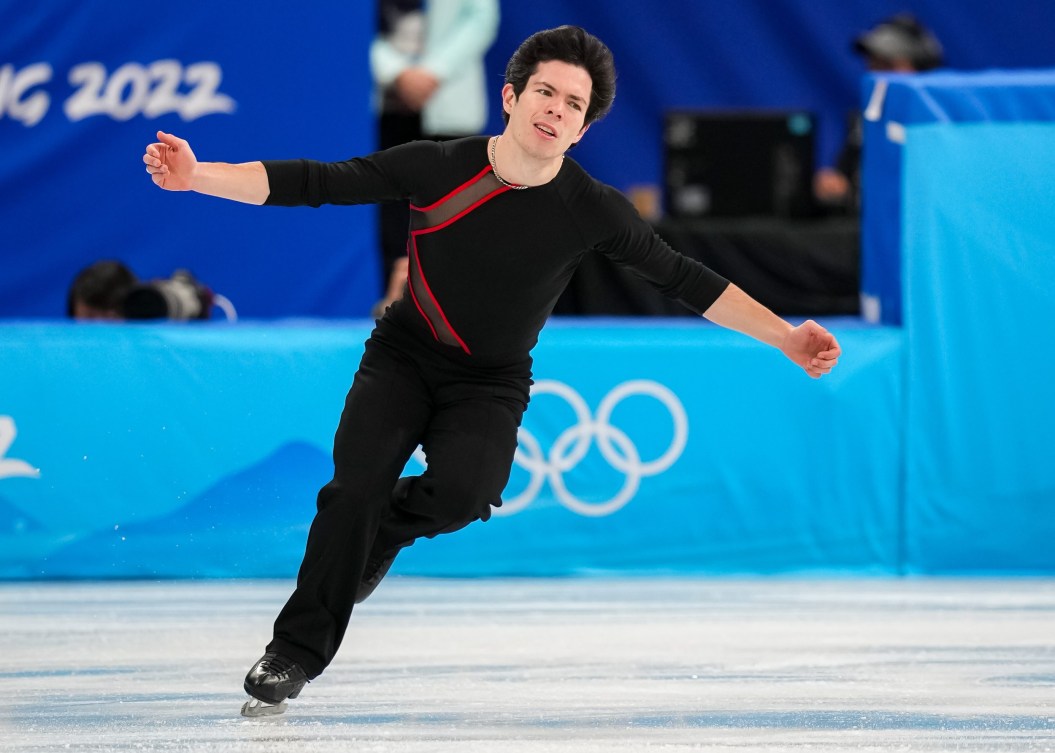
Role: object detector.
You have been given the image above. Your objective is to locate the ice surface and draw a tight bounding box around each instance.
[3,577,1054,752]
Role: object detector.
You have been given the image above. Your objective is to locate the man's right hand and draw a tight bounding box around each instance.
[141,133,269,204]
[144,131,197,191]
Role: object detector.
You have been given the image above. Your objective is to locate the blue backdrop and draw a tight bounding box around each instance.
[484,0,1055,196]
[3,0,1055,319]
[0,1,377,319]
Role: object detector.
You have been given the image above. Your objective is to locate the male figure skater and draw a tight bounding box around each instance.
[142,26,841,716]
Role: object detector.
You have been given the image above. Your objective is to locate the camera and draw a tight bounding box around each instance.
[122,269,214,321]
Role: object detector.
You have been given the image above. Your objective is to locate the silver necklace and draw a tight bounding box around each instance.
[489,137,529,190]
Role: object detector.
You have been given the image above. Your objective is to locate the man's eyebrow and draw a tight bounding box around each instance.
[537,80,588,103]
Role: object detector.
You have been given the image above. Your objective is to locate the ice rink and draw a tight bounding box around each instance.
[3,577,1054,752]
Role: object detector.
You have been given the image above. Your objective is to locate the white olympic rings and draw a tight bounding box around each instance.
[409,379,687,517]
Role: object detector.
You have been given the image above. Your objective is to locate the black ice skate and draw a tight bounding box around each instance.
[240,651,308,717]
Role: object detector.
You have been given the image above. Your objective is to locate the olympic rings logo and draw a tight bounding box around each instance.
[411,379,687,517]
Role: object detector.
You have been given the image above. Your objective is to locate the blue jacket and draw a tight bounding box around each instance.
[370,0,499,136]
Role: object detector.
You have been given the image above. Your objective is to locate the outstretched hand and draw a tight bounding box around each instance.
[143,131,197,191]
[781,320,841,378]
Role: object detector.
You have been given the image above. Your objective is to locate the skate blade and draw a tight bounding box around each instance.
[240,697,288,717]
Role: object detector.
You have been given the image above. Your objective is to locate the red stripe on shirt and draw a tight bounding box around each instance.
[408,234,472,355]
[410,165,494,213]
[413,186,511,237]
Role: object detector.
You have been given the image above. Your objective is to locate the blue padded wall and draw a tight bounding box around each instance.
[902,122,1055,572]
[0,320,900,579]
[861,71,1055,572]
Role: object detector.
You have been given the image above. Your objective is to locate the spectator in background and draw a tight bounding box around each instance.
[67,260,137,320]
[67,260,230,322]
[814,13,944,211]
[370,0,500,317]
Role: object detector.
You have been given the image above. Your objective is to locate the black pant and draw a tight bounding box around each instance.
[267,328,530,678]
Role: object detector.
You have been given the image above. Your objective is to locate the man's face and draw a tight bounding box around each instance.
[502,60,592,159]
[72,300,122,321]
[867,55,917,72]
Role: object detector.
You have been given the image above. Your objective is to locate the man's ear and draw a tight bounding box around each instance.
[501,83,516,116]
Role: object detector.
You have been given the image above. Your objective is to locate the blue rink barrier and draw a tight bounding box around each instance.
[901,123,1055,573]
[0,319,905,579]
[858,70,1055,574]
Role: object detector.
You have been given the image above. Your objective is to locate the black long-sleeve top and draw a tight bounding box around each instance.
[264,136,729,368]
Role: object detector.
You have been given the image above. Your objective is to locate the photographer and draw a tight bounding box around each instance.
[67,260,232,321]
[814,13,944,211]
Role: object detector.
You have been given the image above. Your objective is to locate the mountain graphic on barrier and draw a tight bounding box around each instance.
[0,495,48,535]
[41,441,331,578]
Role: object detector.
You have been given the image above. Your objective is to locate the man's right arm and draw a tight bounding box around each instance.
[143,131,270,205]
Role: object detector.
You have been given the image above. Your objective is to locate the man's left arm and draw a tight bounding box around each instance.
[703,284,841,379]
